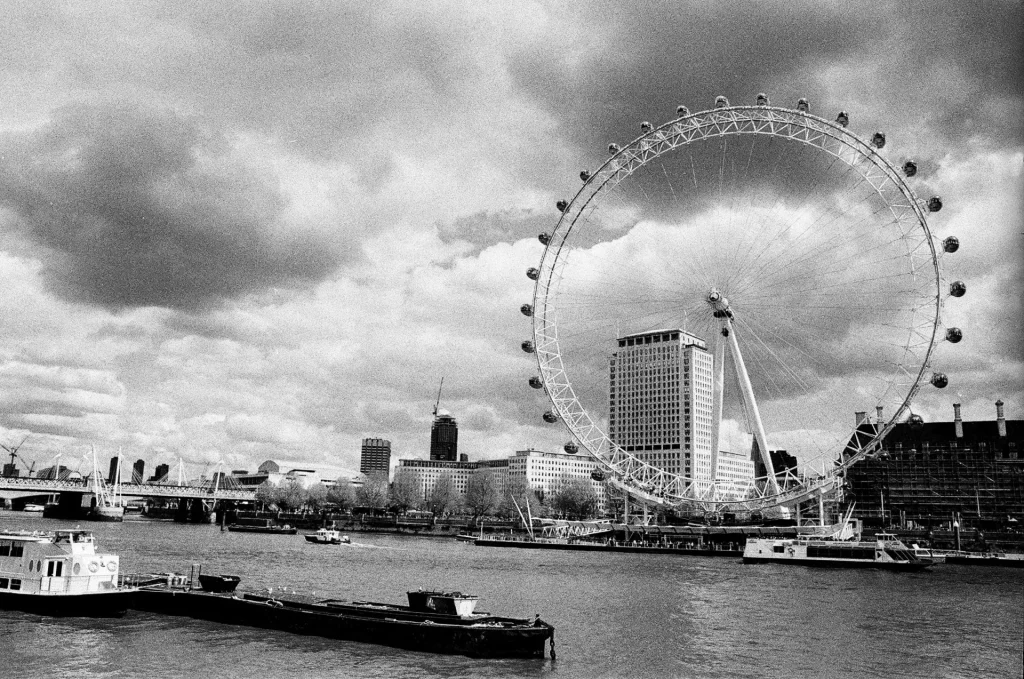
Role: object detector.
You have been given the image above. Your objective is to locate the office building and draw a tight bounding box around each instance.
[430,411,459,461]
[360,438,392,477]
[397,449,607,514]
[609,329,716,485]
[132,459,145,484]
[148,463,170,484]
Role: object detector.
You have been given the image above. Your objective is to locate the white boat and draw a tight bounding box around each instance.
[304,528,351,545]
[22,504,45,513]
[909,543,949,563]
[0,529,137,616]
[743,532,934,571]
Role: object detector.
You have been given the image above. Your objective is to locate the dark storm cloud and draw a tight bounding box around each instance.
[0,103,340,311]
[510,1,1022,160]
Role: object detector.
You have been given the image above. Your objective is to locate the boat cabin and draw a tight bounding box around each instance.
[0,530,121,596]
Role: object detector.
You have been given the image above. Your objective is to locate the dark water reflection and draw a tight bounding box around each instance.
[1,515,1019,679]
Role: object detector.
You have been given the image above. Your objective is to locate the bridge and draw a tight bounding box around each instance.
[0,476,255,502]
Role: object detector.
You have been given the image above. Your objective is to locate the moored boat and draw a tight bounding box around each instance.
[304,528,350,544]
[743,533,933,570]
[944,552,1024,568]
[226,519,297,535]
[132,579,555,658]
[0,529,137,616]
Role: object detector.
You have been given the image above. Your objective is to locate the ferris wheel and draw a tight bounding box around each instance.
[520,94,964,513]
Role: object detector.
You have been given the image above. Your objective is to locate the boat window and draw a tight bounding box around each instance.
[0,578,7,588]
[10,544,23,558]
[772,545,785,553]
[0,542,9,557]
[9,579,20,590]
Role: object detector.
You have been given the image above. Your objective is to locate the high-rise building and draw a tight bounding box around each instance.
[609,329,716,485]
[360,438,392,477]
[132,459,145,484]
[148,463,170,484]
[430,411,458,461]
[107,456,120,485]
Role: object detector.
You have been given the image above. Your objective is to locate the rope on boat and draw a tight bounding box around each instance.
[550,629,556,661]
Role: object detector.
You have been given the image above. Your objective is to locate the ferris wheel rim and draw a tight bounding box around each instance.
[530,102,943,512]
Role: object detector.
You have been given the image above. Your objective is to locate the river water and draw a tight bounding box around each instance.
[1,514,1020,679]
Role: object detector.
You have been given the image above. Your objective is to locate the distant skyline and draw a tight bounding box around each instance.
[0,2,1020,475]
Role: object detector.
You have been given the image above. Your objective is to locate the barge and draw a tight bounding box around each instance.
[0,529,137,616]
[132,579,554,658]
[226,519,297,535]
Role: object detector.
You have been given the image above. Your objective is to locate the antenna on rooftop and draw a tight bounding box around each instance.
[433,377,444,417]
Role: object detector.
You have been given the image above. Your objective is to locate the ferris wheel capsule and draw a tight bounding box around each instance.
[564,441,578,454]
[521,340,535,353]
[526,267,539,281]
[529,376,543,389]
[580,170,591,181]
[871,132,887,148]
[542,411,558,423]
[945,327,963,343]
[950,281,967,297]
[590,470,606,482]
[836,111,850,127]
[927,196,943,212]
[676,105,690,117]
[943,236,959,253]
[930,372,949,388]
[640,121,652,133]
[556,199,568,212]
[608,143,620,154]
[520,304,534,317]
[715,96,729,108]
[903,160,918,177]
[756,93,769,106]
[538,233,550,245]
[908,413,925,430]
[796,98,810,112]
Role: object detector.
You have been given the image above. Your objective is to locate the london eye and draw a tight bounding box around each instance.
[521,95,963,513]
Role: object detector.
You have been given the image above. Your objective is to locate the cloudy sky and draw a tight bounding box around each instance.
[0,1,1020,478]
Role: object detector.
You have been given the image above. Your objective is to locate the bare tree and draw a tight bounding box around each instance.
[550,475,599,519]
[464,469,500,520]
[497,474,542,521]
[389,469,421,513]
[327,477,356,511]
[427,471,460,517]
[305,483,328,512]
[255,479,278,510]
[356,472,389,509]
[276,480,306,512]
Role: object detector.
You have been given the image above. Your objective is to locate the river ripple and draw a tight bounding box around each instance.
[1,514,1020,679]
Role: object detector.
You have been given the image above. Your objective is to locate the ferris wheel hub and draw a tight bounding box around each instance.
[707,288,733,318]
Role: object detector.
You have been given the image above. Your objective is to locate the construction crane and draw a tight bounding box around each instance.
[1,436,34,477]
[432,377,444,417]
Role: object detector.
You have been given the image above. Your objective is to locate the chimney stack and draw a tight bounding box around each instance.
[875,406,884,424]
[855,411,867,426]
[953,402,964,439]
[996,399,1006,438]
